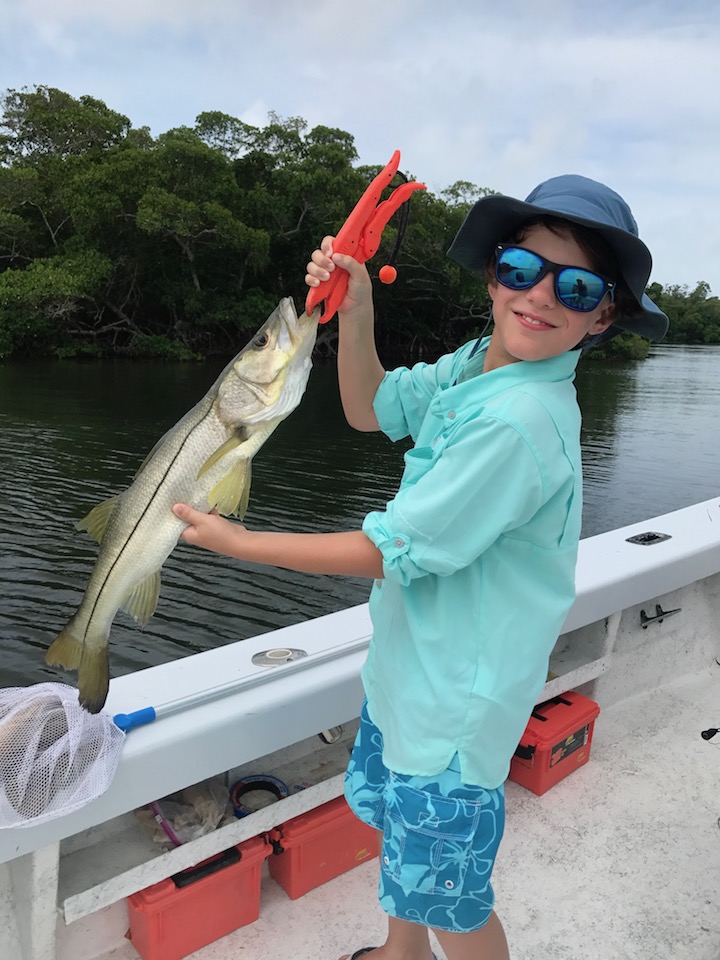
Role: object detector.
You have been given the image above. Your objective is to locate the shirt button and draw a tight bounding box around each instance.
[375,579,382,589]
[383,855,390,866]
[444,879,455,889]
[394,537,404,547]
[447,410,456,420]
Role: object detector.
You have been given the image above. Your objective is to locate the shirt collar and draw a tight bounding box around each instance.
[452,336,581,393]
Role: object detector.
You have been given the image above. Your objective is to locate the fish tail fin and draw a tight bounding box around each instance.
[77,649,110,715]
[46,627,110,715]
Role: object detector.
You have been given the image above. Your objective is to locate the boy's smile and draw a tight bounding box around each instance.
[484,224,615,371]
[516,311,558,330]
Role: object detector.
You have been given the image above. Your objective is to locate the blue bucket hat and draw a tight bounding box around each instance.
[447,174,668,342]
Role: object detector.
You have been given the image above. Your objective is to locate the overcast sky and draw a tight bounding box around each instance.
[1,0,719,294]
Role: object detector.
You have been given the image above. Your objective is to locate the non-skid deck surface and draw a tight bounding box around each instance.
[101,665,720,960]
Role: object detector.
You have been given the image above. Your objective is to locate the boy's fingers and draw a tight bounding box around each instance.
[332,253,368,283]
[311,247,333,268]
[305,250,335,288]
[332,252,354,269]
[173,503,199,522]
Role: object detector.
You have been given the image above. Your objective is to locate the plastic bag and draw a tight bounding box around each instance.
[136,776,234,846]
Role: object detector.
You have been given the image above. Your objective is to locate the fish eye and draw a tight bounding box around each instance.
[253,334,269,348]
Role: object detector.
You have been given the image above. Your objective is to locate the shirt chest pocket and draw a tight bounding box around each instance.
[401,435,449,487]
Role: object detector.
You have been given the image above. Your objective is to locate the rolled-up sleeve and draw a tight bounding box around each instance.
[362,415,545,585]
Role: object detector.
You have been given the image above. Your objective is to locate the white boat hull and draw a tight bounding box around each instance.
[2,499,720,960]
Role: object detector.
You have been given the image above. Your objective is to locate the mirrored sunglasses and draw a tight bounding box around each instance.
[495,244,615,313]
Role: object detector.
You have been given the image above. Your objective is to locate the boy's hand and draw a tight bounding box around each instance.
[172,503,244,556]
[305,235,373,319]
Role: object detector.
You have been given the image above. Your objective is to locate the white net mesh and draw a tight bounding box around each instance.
[0,682,125,828]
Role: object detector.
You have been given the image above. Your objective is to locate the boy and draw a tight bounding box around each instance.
[173,175,668,959]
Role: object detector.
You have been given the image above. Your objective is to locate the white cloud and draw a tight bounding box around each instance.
[0,0,718,290]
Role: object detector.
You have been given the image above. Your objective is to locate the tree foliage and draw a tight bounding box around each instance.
[0,85,714,361]
[645,281,720,344]
[0,86,130,162]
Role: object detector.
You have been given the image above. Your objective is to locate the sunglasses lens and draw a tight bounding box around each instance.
[497,247,610,312]
[496,248,543,288]
[556,269,606,312]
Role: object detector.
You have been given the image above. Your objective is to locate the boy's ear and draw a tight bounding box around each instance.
[590,304,616,334]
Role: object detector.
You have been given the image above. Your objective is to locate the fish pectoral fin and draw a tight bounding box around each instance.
[76,496,120,544]
[197,428,248,480]
[121,570,162,628]
[209,459,252,518]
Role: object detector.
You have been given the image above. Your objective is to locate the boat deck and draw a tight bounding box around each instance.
[95,663,720,960]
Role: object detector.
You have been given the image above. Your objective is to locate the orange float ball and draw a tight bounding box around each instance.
[379,265,397,284]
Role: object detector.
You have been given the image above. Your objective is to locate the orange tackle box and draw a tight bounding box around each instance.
[508,691,600,796]
[268,794,378,899]
[128,834,271,960]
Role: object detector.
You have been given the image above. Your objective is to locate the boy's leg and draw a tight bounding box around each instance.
[433,911,510,960]
[340,915,434,960]
[343,704,507,959]
[339,911,509,960]
[385,916,434,958]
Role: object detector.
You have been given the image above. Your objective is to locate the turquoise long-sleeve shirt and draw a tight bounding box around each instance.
[360,338,583,788]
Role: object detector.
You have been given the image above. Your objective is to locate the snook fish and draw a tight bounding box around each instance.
[47,298,319,713]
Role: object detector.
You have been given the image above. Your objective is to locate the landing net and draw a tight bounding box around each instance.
[0,682,125,828]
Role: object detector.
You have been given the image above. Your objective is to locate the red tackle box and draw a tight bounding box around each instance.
[268,794,378,899]
[128,834,271,960]
[508,691,600,796]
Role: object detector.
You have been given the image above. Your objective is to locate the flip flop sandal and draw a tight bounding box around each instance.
[349,950,439,960]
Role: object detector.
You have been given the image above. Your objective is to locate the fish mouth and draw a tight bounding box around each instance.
[278,298,319,355]
[274,299,319,374]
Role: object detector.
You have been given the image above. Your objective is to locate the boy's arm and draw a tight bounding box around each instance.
[173,504,384,579]
[306,239,385,432]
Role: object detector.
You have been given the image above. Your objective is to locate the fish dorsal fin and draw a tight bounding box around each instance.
[197,428,247,480]
[76,496,120,544]
[209,459,252,518]
[121,570,162,627]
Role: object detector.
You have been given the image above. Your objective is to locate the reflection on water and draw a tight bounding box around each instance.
[576,346,720,533]
[1,345,719,688]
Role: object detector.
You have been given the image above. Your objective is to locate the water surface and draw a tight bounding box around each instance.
[1,345,718,688]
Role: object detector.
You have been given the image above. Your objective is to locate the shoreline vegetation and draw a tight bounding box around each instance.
[1,86,718,365]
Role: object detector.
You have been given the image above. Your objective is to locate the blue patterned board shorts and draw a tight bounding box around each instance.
[344,700,505,933]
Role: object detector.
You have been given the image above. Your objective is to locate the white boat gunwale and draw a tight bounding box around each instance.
[2,497,720,960]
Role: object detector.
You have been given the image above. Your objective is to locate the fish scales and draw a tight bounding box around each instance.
[46,298,319,712]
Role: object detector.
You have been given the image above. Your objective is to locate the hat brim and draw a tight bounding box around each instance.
[447,195,668,342]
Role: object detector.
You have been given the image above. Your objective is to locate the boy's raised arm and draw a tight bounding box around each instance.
[306,237,385,432]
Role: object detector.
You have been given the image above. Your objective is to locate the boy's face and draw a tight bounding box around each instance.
[485,224,615,371]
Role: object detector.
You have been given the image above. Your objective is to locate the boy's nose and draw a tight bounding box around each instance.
[526,271,557,308]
